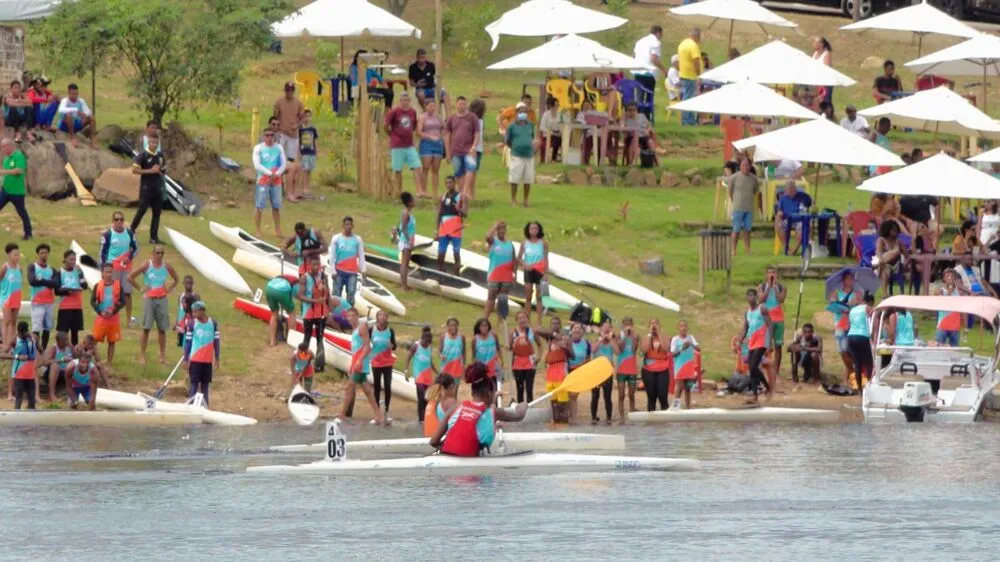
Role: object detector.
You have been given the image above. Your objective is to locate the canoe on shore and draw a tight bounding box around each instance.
[96,389,258,425]
[270,432,626,454]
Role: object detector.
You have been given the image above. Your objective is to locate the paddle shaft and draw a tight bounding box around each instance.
[792,247,811,335]
[154,357,186,399]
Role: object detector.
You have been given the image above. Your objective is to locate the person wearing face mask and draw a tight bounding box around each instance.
[505,103,538,208]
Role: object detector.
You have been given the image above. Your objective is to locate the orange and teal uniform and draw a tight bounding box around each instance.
[58,266,84,311]
[568,337,591,371]
[762,284,785,346]
[545,343,570,402]
[91,279,122,343]
[370,325,397,369]
[412,343,435,386]
[487,238,515,284]
[349,325,371,384]
[437,191,464,239]
[293,349,315,380]
[671,335,700,390]
[332,235,361,275]
[936,287,962,346]
[29,262,55,305]
[300,272,329,320]
[616,333,638,383]
[440,333,464,381]
[511,327,536,371]
[474,333,501,378]
[10,336,36,380]
[746,306,770,351]
[143,261,169,298]
[0,264,22,311]
[522,240,547,275]
[293,228,321,273]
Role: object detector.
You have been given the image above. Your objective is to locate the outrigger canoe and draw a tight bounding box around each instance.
[0,410,203,426]
[166,227,252,296]
[628,407,841,423]
[96,389,258,425]
[363,251,509,309]
[271,432,625,454]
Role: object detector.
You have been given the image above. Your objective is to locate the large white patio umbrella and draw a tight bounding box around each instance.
[840,1,980,56]
[0,0,58,20]
[858,86,1000,139]
[906,34,1000,109]
[669,0,799,53]
[487,34,651,71]
[485,0,627,51]
[858,152,1000,199]
[700,40,856,86]
[968,146,1000,164]
[670,80,819,119]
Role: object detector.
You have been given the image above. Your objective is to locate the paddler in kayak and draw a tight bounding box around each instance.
[406,326,438,422]
[591,319,615,425]
[430,362,528,457]
[615,316,639,423]
[484,220,516,321]
[640,318,671,411]
[670,320,701,409]
[566,322,591,425]
[438,316,466,385]
[423,373,457,438]
[65,353,103,410]
[264,273,298,346]
[289,341,315,393]
[369,310,398,422]
[510,310,541,403]
[283,221,327,275]
[517,221,549,325]
[473,317,503,382]
[536,316,575,424]
[338,307,386,426]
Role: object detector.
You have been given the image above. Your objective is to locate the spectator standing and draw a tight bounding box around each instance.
[142,120,162,153]
[409,48,448,111]
[0,138,31,240]
[728,157,758,256]
[298,109,318,199]
[329,217,366,305]
[434,176,466,275]
[91,263,125,364]
[99,211,139,327]
[677,29,703,126]
[632,25,665,120]
[55,249,87,346]
[505,105,537,207]
[27,78,59,132]
[273,82,305,200]
[840,105,869,138]
[130,134,167,244]
[251,129,287,239]
[417,99,445,198]
[444,96,480,197]
[872,60,902,104]
[27,243,58,349]
[128,244,179,366]
[496,94,537,135]
[55,84,94,148]
[811,37,833,104]
[384,92,424,195]
[2,81,36,142]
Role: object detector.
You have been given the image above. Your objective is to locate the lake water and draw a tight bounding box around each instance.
[2,421,1000,561]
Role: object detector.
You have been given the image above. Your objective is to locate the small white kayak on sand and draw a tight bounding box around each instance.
[288,384,320,426]
[270,432,626,454]
[96,389,258,426]
[628,407,841,423]
[166,227,252,296]
[0,410,203,426]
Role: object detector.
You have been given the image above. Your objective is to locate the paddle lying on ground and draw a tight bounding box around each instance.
[527,356,613,407]
[153,357,185,399]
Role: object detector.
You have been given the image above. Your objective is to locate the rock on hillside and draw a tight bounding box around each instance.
[22,136,127,199]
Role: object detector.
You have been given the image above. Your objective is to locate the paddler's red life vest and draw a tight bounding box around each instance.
[440,400,488,457]
[644,339,672,373]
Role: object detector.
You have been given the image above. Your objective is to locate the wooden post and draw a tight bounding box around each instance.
[357,57,371,198]
[356,53,390,201]
[250,108,259,147]
[435,0,443,108]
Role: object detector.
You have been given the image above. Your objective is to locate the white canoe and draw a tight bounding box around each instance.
[510,241,680,312]
[628,407,841,423]
[95,389,258,425]
[364,251,504,309]
[165,227,252,296]
[271,432,626,454]
[0,410,203,426]
[248,452,698,475]
[286,330,418,402]
[412,233,579,309]
[69,240,104,287]
[288,384,320,426]
[232,248,384,317]
[213,222,404,316]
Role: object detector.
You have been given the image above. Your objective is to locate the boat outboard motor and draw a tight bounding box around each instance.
[898,381,935,422]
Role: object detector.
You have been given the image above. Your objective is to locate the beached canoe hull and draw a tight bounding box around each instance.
[95,389,258,425]
[166,227,252,296]
[628,407,841,423]
[270,432,626,454]
[363,252,502,308]
[0,410,203,426]
[288,384,320,426]
[248,452,698,475]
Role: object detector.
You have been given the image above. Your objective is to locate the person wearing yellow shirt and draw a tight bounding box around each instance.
[677,28,702,126]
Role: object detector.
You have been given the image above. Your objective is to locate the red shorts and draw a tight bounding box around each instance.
[93,316,121,343]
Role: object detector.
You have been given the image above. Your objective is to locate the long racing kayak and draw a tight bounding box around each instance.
[271,432,625,454]
[95,389,258,425]
[248,452,699,475]
[166,227,252,296]
[70,240,107,287]
[628,407,841,423]
[0,410,203,426]
[363,251,507,309]
[212,221,404,316]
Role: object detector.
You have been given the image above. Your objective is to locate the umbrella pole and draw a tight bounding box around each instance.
[727,21,734,55]
[984,66,988,113]
[340,37,345,74]
[812,164,821,207]
[917,34,922,58]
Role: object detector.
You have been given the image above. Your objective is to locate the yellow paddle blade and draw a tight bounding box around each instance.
[554,356,613,394]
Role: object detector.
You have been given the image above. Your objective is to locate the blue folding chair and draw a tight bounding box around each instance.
[614,79,655,124]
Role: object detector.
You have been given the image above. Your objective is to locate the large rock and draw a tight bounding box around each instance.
[23,140,127,198]
[642,171,657,187]
[93,168,140,206]
[660,172,680,187]
[565,169,589,185]
[624,169,645,186]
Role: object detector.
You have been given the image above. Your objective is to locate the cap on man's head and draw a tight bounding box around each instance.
[284,81,295,91]
[515,102,527,109]
[192,301,206,311]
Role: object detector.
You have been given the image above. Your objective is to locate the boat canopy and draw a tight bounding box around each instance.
[876,295,1000,322]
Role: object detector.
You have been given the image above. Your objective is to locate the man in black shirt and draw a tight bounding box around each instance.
[408,48,448,110]
[872,60,902,104]
[130,134,167,244]
[787,323,822,384]
[899,194,940,249]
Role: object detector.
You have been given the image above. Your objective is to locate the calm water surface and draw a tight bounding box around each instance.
[2,421,1000,561]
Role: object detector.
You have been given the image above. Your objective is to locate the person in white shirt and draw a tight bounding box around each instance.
[632,25,665,117]
[774,159,804,180]
[666,55,681,100]
[840,105,870,138]
[538,97,567,163]
[55,83,94,148]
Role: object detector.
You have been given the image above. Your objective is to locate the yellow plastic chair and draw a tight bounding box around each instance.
[584,81,608,112]
[546,79,584,110]
[765,178,813,221]
[294,71,322,107]
[664,84,682,124]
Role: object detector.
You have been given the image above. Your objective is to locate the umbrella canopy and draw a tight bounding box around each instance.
[669,0,798,51]
[0,0,58,20]
[858,86,1000,139]
[272,0,422,38]
[968,146,1000,164]
[840,1,980,55]
[670,80,819,119]
[485,0,627,51]
[700,40,856,86]
[825,267,881,299]
[733,118,903,167]
[857,152,1000,199]
[487,34,651,72]
[905,33,1000,76]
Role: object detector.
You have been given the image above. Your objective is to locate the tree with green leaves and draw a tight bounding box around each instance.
[35,0,292,124]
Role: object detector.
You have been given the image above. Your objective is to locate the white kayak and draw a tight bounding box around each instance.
[232,248,384,317]
[288,384,320,426]
[0,410,202,426]
[510,241,680,312]
[95,388,258,426]
[628,407,841,423]
[69,240,105,287]
[213,221,404,316]
[271,432,626,454]
[248,452,698,475]
[412,233,579,309]
[286,330,418,402]
[166,227,252,296]
[364,251,506,309]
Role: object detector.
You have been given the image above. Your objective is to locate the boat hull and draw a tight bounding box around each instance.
[0,410,203,426]
[166,227,252,296]
[363,252,497,308]
[288,384,320,426]
[95,389,258,425]
[270,432,626,454]
[628,407,841,423]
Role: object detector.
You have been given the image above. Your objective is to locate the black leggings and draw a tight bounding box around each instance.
[416,383,428,422]
[748,348,770,398]
[130,184,164,242]
[590,377,613,421]
[848,335,873,390]
[513,369,535,403]
[302,318,326,370]
[14,379,36,410]
[372,366,393,412]
[641,368,670,411]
